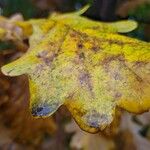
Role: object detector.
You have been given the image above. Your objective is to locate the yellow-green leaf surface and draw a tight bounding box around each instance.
[1,7,150,133]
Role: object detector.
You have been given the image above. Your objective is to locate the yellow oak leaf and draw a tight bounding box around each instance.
[1,6,150,133]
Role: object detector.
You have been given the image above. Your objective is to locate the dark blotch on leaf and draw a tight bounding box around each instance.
[36,51,48,58]
[31,103,59,117]
[92,46,99,52]
[78,43,83,49]
[79,52,85,59]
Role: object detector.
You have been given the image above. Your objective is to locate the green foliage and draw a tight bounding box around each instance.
[129,2,150,22]
[2,0,38,19]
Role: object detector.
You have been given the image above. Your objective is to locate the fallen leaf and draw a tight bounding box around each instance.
[65,120,115,150]
[1,6,150,133]
[119,113,150,150]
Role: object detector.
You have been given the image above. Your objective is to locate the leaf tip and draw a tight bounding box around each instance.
[111,20,138,33]
[1,64,13,76]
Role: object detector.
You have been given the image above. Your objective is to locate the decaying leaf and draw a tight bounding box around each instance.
[0,14,31,51]
[65,120,115,150]
[1,6,150,133]
[119,112,150,150]
[0,15,25,41]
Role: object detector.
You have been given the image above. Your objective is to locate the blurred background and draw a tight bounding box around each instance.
[0,0,150,150]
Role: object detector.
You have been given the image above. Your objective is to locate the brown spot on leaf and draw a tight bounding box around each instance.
[79,52,85,59]
[108,39,124,46]
[91,46,100,52]
[134,61,148,68]
[114,92,122,99]
[79,72,94,97]
[36,50,48,58]
[37,51,58,66]
[102,55,125,66]
[77,43,83,49]
[70,32,77,38]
